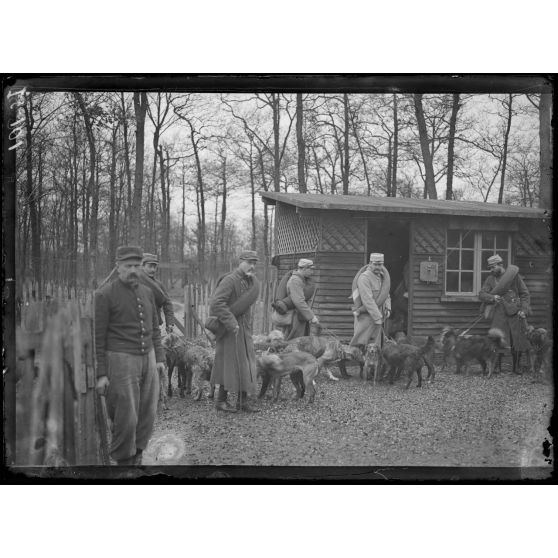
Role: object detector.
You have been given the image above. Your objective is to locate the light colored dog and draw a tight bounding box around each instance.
[257,350,320,403]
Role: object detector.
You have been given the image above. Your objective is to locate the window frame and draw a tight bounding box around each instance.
[444,230,512,297]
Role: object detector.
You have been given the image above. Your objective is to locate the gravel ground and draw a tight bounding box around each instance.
[143,363,554,470]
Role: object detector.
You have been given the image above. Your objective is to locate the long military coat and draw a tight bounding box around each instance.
[479,273,530,351]
[210,269,259,395]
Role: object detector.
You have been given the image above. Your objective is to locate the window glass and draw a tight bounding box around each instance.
[447,251,459,270]
[461,273,474,292]
[481,271,491,286]
[461,250,474,270]
[461,232,474,249]
[482,232,495,249]
[446,272,459,292]
[447,230,460,248]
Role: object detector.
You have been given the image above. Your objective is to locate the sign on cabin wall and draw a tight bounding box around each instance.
[419,260,439,283]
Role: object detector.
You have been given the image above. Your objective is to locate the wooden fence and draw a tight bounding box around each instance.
[15,298,102,466]
[182,268,279,338]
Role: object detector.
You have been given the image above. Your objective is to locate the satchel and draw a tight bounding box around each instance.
[271,309,294,327]
[204,316,225,337]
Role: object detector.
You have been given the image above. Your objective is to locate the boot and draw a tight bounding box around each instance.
[133,449,143,465]
[116,454,136,466]
[215,385,237,413]
[236,392,261,413]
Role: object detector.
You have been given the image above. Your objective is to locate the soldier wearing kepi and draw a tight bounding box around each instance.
[208,250,261,413]
[95,246,166,465]
[138,253,176,334]
[278,258,319,340]
[479,254,531,371]
[349,252,391,349]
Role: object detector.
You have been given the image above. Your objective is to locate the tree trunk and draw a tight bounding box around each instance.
[392,94,399,197]
[23,92,42,296]
[120,93,133,243]
[539,93,552,209]
[220,155,227,256]
[342,94,350,194]
[446,93,460,200]
[413,94,438,199]
[272,93,281,192]
[131,92,147,245]
[349,110,371,195]
[296,93,307,193]
[107,124,118,264]
[75,93,98,287]
[386,137,392,196]
[189,121,206,277]
[249,141,256,250]
[498,94,513,204]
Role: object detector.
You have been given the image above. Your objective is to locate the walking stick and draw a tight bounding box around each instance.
[96,394,111,465]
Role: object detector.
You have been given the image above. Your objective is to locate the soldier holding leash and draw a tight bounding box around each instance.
[479,254,531,371]
[349,252,391,349]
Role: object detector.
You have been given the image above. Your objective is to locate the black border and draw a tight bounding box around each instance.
[2,73,556,484]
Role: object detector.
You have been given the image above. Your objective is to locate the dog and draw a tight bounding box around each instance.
[275,335,364,380]
[257,350,320,403]
[440,328,507,379]
[361,342,381,383]
[524,326,552,382]
[381,336,437,388]
[163,333,215,399]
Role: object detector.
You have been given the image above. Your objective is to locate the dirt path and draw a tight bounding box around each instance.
[143,365,553,471]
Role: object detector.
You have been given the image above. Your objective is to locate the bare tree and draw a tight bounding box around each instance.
[130,92,148,245]
[413,94,438,199]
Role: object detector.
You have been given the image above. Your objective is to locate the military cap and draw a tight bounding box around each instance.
[116,246,143,262]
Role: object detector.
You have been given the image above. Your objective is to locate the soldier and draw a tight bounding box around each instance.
[350,252,391,349]
[273,258,319,341]
[208,250,261,413]
[95,246,166,465]
[479,254,531,372]
[139,253,176,334]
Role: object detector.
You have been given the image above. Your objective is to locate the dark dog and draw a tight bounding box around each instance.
[257,350,320,403]
[440,328,507,378]
[381,336,436,388]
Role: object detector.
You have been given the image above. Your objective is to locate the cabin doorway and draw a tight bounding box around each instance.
[366,219,410,335]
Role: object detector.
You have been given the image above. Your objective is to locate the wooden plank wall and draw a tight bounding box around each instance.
[410,218,552,342]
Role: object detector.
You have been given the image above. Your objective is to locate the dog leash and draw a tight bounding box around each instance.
[458,314,485,337]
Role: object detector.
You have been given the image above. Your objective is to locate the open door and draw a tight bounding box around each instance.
[366,218,410,336]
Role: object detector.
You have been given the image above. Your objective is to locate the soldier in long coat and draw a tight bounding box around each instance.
[479,254,531,356]
[350,253,391,348]
[209,251,261,413]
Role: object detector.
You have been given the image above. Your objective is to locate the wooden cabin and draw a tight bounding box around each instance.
[261,192,552,343]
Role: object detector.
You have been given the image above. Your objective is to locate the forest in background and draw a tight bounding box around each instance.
[14,90,552,295]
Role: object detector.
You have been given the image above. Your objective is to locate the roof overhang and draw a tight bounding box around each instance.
[261,192,549,220]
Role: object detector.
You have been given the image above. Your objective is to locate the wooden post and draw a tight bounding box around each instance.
[184,285,191,338]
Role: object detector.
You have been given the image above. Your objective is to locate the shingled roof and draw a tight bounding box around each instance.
[260,192,548,219]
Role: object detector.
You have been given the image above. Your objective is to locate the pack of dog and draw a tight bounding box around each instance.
[380,335,437,388]
[439,327,507,378]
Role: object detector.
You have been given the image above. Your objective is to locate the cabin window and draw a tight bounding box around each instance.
[445,231,511,295]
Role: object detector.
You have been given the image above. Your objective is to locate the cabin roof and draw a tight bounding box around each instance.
[261,192,548,219]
